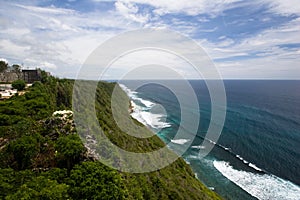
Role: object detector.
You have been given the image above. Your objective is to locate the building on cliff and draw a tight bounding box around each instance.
[22,69,42,83]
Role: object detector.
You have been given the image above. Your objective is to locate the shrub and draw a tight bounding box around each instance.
[12,80,26,91]
[68,162,128,199]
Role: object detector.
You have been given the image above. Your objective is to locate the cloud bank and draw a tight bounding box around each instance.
[0,0,299,79]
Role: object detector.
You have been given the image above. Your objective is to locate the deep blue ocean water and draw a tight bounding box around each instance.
[120,80,300,200]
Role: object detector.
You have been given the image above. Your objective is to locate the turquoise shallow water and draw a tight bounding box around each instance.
[120,80,300,200]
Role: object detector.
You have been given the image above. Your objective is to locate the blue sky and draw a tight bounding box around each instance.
[0,0,299,79]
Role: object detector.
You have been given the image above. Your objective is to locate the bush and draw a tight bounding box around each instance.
[8,135,40,170]
[68,162,128,199]
[12,80,26,91]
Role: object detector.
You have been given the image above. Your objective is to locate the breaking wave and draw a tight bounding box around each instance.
[213,160,300,200]
[171,139,190,145]
[119,84,171,130]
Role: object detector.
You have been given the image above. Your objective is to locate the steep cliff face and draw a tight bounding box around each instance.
[0,76,222,199]
[0,72,20,82]
[0,69,41,83]
[79,81,222,199]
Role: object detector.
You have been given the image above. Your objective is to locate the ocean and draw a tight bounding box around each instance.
[119,80,300,200]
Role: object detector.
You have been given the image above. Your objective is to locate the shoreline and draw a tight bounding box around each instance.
[121,85,218,194]
[120,82,300,200]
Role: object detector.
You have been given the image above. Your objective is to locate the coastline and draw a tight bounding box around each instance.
[120,84,219,195]
[119,82,300,200]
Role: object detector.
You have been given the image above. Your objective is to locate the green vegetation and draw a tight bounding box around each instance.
[0,60,8,72]
[0,72,222,199]
[11,64,21,74]
[11,80,26,91]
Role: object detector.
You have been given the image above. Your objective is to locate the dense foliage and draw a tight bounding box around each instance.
[0,60,8,73]
[11,80,26,91]
[0,72,221,199]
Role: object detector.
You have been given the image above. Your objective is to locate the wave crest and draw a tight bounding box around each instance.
[213,160,300,200]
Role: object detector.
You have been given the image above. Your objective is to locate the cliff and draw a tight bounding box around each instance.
[0,75,221,199]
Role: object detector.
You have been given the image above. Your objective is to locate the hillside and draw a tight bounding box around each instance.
[0,74,221,199]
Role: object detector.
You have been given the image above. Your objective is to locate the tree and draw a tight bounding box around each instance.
[0,60,8,73]
[12,64,22,79]
[8,135,39,170]
[11,64,21,73]
[68,162,128,199]
[5,176,69,200]
[12,80,26,91]
[55,134,85,174]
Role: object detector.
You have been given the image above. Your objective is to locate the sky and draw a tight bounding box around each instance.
[0,0,299,79]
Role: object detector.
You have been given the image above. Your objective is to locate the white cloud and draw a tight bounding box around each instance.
[187,0,300,18]
[115,1,149,23]
[200,27,218,33]
[39,61,57,70]
[216,54,300,79]
[262,0,300,16]
[117,0,242,17]
[1,0,299,79]
[0,39,30,57]
[15,4,74,15]
[0,58,9,63]
[195,16,300,79]
[0,2,139,77]
[235,17,300,52]
[218,38,235,47]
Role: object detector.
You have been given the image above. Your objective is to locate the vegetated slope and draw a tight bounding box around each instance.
[0,74,221,199]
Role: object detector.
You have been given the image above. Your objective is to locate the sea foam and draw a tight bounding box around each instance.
[119,84,171,130]
[191,145,206,149]
[171,139,190,145]
[213,160,300,200]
